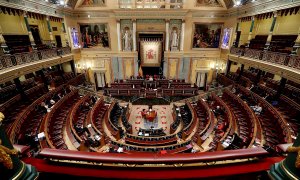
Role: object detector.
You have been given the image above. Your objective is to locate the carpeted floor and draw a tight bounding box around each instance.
[128,105,174,135]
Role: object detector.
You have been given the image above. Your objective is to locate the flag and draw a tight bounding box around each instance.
[138,65,143,77]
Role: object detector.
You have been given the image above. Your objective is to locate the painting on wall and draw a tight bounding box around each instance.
[193,23,222,48]
[81,0,105,6]
[69,27,80,49]
[221,28,232,49]
[80,23,110,49]
[140,41,162,67]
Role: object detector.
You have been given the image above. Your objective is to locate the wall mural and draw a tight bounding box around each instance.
[80,24,110,49]
[193,23,222,48]
[196,0,222,7]
[221,28,232,49]
[140,41,162,67]
[81,0,105,6]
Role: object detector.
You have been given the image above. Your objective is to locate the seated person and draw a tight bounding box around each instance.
[91,96,97,104]
[48,99,55,108]
[39,102,48,114]
[213,106,223,116]
[149,76,154,81]
[141,109,147,117]
[251,103,262,115]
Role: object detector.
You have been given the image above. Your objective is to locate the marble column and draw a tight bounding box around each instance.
[134,56,139,77]
[0,25,9,54]
[163,58,168,77]
[246,16,255,47]
[24,12,37,50]
[180,20,185,51]
[165,20,170,51]
[46,16,55,48]
[132,19,137,51]
[265,11,277,50]
[117,20,121,51]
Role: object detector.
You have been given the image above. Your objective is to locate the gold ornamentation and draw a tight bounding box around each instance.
[0,112,18,169]
[0,112,4,125]
[287,146,300,169]
[0,139,18,169]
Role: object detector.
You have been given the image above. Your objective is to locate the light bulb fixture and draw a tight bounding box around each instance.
[236,0,241,6]
[59,0,65,5]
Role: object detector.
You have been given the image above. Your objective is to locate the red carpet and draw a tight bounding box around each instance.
[23,157,283,179]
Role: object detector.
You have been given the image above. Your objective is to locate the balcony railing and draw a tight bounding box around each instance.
[230,47,300,70]
[0,47,72,71]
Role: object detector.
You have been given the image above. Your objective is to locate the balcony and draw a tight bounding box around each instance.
[0,47,73,84]
[229,47,300,83]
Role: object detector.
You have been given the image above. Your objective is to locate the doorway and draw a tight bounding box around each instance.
[29,25,42,45]
[55,35,62,48]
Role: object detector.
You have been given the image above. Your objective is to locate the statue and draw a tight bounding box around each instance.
[170,29,179,51]
[123,29,131,51]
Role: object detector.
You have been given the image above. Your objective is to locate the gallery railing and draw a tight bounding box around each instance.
[229,47,300,70]
[0,47,72,70]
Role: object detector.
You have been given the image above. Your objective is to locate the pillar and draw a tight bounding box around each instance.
[232,19,241,48]
[180,20,185,51]
[24,12,37,50]
[225,60,232,75]
[246,16,255,47]
[132,19,137,51]
[163,58,168,78]
[275,77,287,99]
[46,16,55,48]
[46,16,55,47]
[117,20,121,51]
[292,26,300,55]
[237,64,244,81]
[62,21,69,47]
[165,20,170,51]
[134,57,139,77]
[0,25,9,54]
[264,11,277,50]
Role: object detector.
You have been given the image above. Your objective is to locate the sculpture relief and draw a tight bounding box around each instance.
[170,27,180,51]
[122,27,132,51]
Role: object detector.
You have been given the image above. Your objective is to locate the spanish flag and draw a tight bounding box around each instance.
[138,65,143,77]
